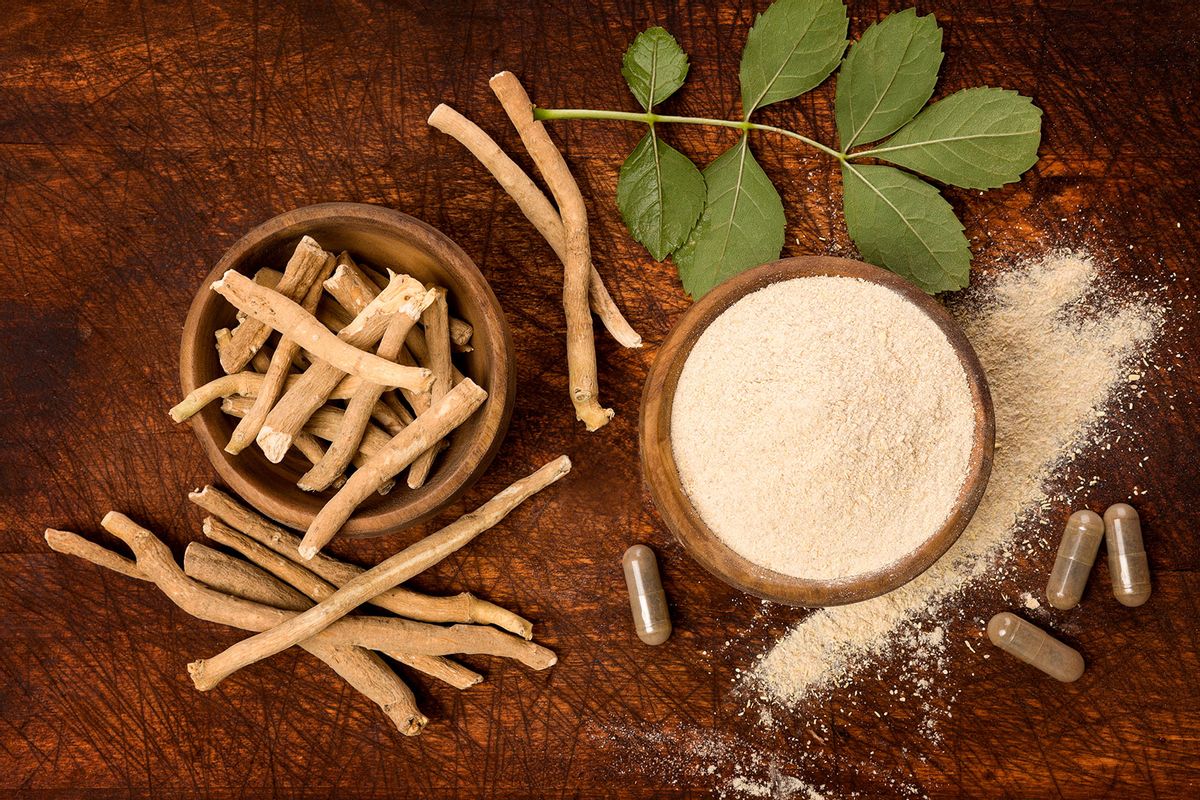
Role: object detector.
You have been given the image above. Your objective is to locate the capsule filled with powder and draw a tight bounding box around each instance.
[622,544,672,645]
[986,612,1084,682]
[1046,510,1105,610]
[1105,503,1151,607]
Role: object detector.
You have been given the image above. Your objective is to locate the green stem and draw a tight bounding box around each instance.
[534,107,844,161]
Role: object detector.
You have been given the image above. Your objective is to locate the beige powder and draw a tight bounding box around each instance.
[751,251,1162,704]
[671,277,976,581]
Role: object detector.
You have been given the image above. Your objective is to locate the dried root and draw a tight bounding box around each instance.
[428,103,641,349]
[187,455,571,690]
[189,485,532,638]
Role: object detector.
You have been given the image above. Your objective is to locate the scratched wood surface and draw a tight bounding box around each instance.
[2,1,1198,797]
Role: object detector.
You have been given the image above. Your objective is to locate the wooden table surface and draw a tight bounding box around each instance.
[2,1,1198,797]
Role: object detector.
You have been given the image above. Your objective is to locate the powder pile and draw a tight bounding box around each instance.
[671,277,976,581]
[750,251,1162,704]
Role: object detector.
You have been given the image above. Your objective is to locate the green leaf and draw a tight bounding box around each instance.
[865,88,1043,189]
[841,162,970,293]
[739,0,848,116]
[616,130,706,261]
[673,137,786,297]
[622,27,690,110]
[835,8,943,151]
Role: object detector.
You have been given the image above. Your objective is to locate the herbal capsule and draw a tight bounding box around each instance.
[1046,510,1105,609]
[1105,503,1151,607]
[622,544,671,645]
[986,612,1084,682]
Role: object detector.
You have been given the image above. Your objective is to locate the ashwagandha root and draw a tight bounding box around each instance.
[298,378,489,558]
[324,266,465,484]
[223,397,392,457]
[220,397,395,494]
[212,270,433,393]
[255,271,429,462]
[198,522,483,689]
[290,433,349,490]
[220,237,331,374]
[52,514,555,693]
[299,288,436,492]
[407,288,452,489]
[45,524,427,735]
[373,393,413,432]
[184,540,481,690]
[489,72,613,431]
[185,541,313,611]
[189,486,533,639]
[448,317,473,349]
[187,455,571,690]
[170,372,365,423]
[428,102,642,349]
[352,261,476,349]
[226,253,337,454]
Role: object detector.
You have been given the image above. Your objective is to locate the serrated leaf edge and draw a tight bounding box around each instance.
[840,10,943,151]
[842,161,966,290]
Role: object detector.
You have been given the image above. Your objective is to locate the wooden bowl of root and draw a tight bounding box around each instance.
[180,202,515,537]
[640,256,994,607]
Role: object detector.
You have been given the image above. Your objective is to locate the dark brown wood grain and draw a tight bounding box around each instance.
[1,1,1198,797]
[640,256,995,608]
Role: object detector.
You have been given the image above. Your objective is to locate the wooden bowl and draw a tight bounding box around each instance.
[640,256,994,607]
[180,202,515,537]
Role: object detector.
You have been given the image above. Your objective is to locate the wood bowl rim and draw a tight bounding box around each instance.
[639,256,995,607]
[180,201,515,538]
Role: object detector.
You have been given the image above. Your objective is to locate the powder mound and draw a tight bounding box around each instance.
[671,277,976,581]
[749,251,1163,705]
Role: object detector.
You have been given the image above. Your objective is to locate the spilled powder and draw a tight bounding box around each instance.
[750,251,1163,705]
[671,277,976,581]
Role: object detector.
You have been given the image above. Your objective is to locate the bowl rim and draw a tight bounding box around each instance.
[180,201,515,537]
[639,256,995,607]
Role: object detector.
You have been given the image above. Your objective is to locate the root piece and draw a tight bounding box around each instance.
[185,542,312,611]
[220,398,393,494]
[190,487,533,638]
[489,72,613,430]
[170,373,268,424]
[448,317,473,348]
[255,272,429,462]
[407,288,453,489]
[299,288,436,492]
[372,394,413,433]
[46,521,428,735]
[44,529,147,581]
[324,260,381,315]
[211,270,432,393]
[67,514,554,692]
[290,433,349,490]
[227,253,337,454]
[329,268,467,386]
[298,379,489,558]
[200,519,484,689]
[171,372,364,424]
[223,397,392,457]
[428,103,641,349]
[219,237,331,373]
[187,456,571,689]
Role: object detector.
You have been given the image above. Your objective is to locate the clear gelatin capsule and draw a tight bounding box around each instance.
[1105,503,1151,607]
[622,544,672,645]
[986,612,1084,682]
[1046,510,1105,610]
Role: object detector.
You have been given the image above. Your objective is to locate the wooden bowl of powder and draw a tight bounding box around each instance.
[641,256,994,607]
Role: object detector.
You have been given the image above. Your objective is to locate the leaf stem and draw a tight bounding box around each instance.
[534,108,843,160]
